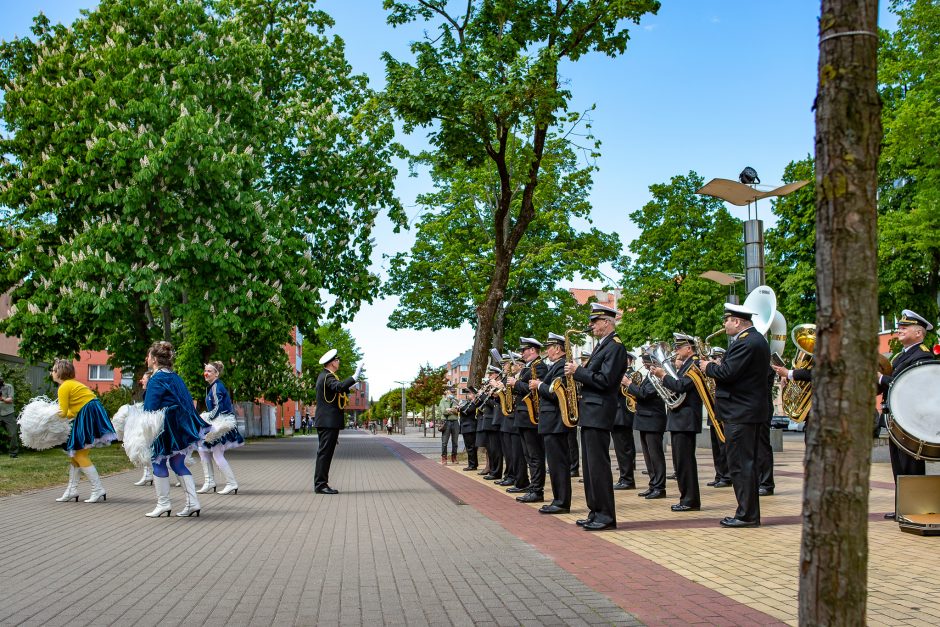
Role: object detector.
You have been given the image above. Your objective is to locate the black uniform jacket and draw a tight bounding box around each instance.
[536,359,570,435]
[628,376,667,432]
[574,332,629,430]
[613,391,634,429]
[661,357,704,433]
[513,358,547,429]
[458,398,479,434]
[482,395,500,430]
[877,343,937,403]
[792,368,812,382]
[314,369,356,429]
[704,328,771,425]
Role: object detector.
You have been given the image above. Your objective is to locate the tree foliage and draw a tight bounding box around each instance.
[614,171,742,346]
[0,0,403,399]
[300,322,363,404]
[383,138,620,348]
[407,363,447,420]
[381,0,659,382]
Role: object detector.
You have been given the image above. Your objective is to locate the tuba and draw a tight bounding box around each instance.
[743,284,788,356]
[781,323,815,423]
[687,334,724,442]
[551,329,583,428]
[646,342,687,409]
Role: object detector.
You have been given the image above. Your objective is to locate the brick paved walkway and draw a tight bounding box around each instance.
[0,433,639,626]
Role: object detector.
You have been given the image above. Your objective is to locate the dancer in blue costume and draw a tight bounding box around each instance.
[196,361,244,495]
[143,341,210,518]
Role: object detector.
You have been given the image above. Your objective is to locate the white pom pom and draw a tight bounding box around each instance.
[17,397,69,450]
[122,408,166,466]
[111,403,132,440]
[204,412,237,443]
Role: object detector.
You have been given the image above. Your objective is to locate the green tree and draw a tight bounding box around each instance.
[381,0,659,382]
[407,364,447,423]
[876,0,940,327]
[0,0,403,386]
[300,322,363,404]
[614,172,742,346]
[384,139,619,350]
[765,156,818,335]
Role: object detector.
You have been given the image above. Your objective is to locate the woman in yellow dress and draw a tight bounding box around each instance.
[52,359,117,503]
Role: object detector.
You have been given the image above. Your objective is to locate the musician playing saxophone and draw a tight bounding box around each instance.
[506,338,547,503]
[496,354,523,488]
[481,366,505,481]
[612,353,639,491]
[629,354,668,500]
[649,334,702,512]
[528,332,573,514]
[563,303,629,532]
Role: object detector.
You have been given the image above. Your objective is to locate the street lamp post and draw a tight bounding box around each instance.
[394,380,408,435]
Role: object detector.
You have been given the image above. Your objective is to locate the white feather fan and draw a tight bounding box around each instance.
[17,397,70,450]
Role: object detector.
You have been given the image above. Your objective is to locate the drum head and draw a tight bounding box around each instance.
[888,361,940,443]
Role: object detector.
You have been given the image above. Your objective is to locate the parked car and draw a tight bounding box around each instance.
[771,414,790,430]
[787,418,806,432]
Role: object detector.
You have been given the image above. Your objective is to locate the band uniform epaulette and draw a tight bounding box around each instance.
[921,344,929,352]
[613,336,622,344]
[739,332,749,339]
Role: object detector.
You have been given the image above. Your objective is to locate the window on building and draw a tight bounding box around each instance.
[88,365,115,381]
[460,376,468,383]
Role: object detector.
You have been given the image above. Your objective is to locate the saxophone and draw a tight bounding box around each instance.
[498,361,518,416]
[522,359,541,425]
[621,369,641,413]
[551,329,583,428]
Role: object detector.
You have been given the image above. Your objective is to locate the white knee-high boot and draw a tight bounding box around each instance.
[196,450,216,493]
[56,466,81,502]
[145,476,172,517]
[134,466,154,486]
[81,466,106,503]
[214,448,238,495]
[176,475,201,517]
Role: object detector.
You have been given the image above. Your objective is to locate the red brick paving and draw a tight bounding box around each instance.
[383,438,788,626]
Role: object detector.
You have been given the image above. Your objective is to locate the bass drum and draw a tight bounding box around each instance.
[886,360,940,461]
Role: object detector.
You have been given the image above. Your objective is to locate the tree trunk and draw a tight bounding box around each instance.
[800,1,881,624]
[468,251,511,385]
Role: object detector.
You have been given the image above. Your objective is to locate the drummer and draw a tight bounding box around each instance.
[877,309,937,520]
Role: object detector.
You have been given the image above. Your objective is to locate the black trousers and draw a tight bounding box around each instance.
[889,439,926,480]
[484,429,503,477]
[710,422,730,481]
[314,427,340,491]
[441,421,459,456]
[639,431,666,491]
[724,422,760,523]
[670,431,700,507]
[543,433,572,508]
[610,425,636,485]
[567,429,580,475]
[581,427,616,525]
[510,432,529,488]
[520,428,545,492]
[500,431,515,481]
[757,422,774,490]
[462,431,478,468]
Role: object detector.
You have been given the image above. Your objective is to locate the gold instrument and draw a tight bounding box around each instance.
[551,329,583,428]
[646,342,687,409]
[689,335,724,443]
[522,359,542,425]
[621,369,641,413]
[497,358,520,417]
[781,323,815,423]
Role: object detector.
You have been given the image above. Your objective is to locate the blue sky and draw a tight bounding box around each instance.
[1,1,897,396]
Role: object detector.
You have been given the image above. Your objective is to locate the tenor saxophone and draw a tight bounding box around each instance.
[550,329,582,428]
[621,369,641,413]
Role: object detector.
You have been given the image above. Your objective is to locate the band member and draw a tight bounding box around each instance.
[700,303,770,528]
[876,309,937,520]
[651,334,702,511]
[772,364,812,382]
[565,303,629,531]
[530,333,573,513]
[757,366,776,496]
[314,349,359,495]
[474,384,488,474]
[629,354,667,500]
[508,338,547,503]
[496,354,525,489]
[612,353,638,490]
[707,347,732,488]
[482,366,504,480]
[458,387,479,471]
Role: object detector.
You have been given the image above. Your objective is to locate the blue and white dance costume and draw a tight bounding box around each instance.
[196,379,242,495]
[144,369,209,479]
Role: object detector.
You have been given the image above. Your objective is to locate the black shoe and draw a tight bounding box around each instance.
[583,520,617,531]
[495,478,513,486]
[666,473,677,480]
[613,481,636,490]
[506,486,529,493]
[884,512,896,520]
[706,480,718,487]
[462,466,477,471]
[570,471,580,478]
[539,505,570,514]
[575,517,594,527]
[719,517,760,528]
[577,478,583,483]
[483,474,500,481]
[637,489,652,497]
[671,503,700,512]
[713,480,732,488]
[477,470,488,475]
[314,487,339,495]
[516,492,544,503]
[758,488,774,496]
[641,470,648,475]
[644,489,666,500]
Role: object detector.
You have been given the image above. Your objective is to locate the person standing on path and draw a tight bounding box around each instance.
[0,376,16,458]
[313,349,359,494]
[198,361,244,495]
[51,359,117,503]
[439,391,460,464]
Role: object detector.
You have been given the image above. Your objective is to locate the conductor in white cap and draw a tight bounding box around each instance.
[313,349,359,494]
